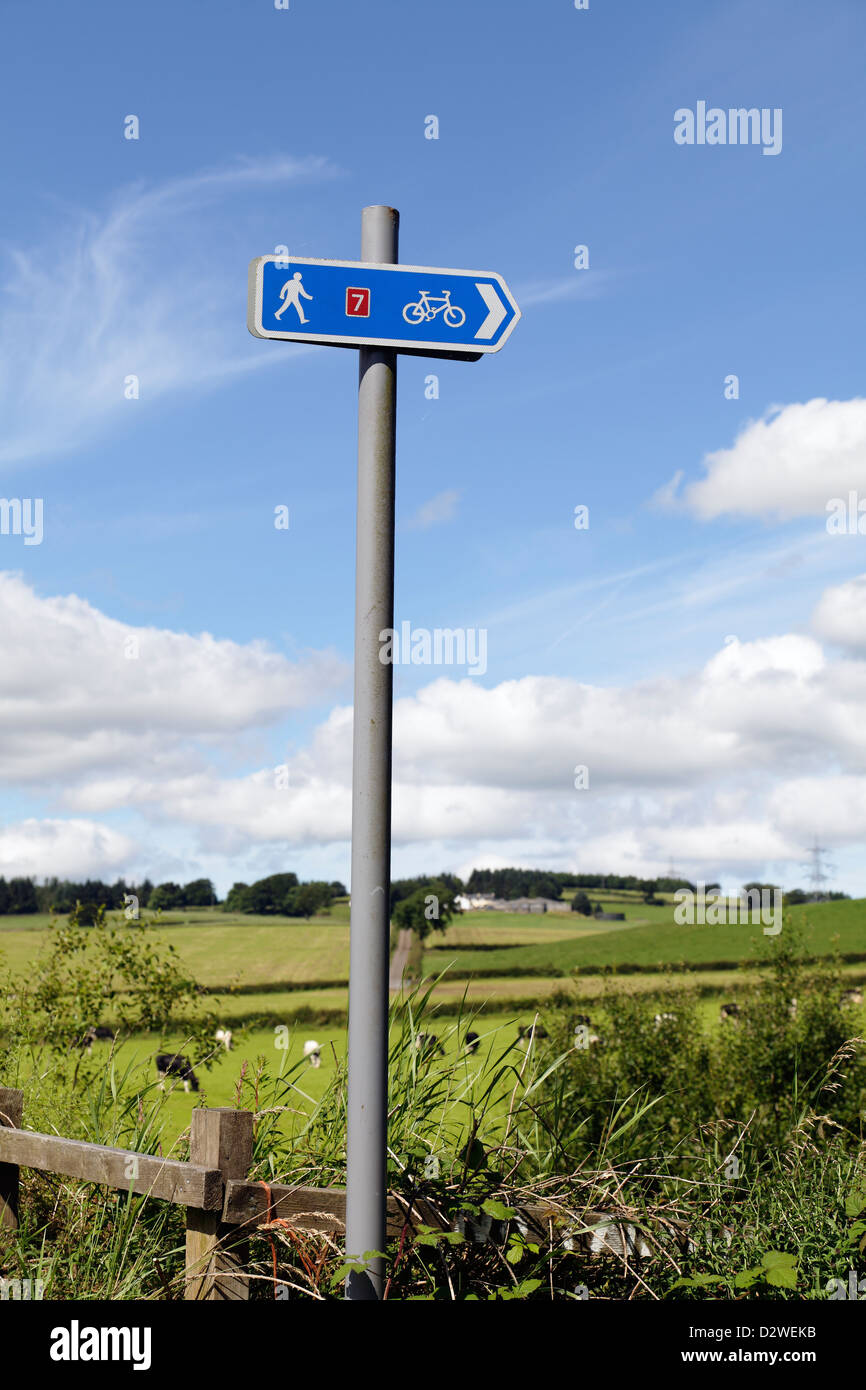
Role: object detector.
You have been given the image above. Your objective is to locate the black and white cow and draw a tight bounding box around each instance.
[82,1026,116,1053]
[720,1002,741,1022]
[464,1031,480,1055]
[414,1033,444,1057]
[517,1023,549,1042]
[155,1054,200,1092]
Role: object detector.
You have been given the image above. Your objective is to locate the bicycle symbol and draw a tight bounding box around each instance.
[402,288,466,329]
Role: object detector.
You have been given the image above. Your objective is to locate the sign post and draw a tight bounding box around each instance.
[248,209,519,1301]
[345,204,399,1300]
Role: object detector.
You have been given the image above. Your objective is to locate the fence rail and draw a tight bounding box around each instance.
[0,1086,255,1299]
[0,1125,222,1210]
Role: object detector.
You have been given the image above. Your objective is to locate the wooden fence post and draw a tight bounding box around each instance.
[0,1088,24,1235]
[185,1108,254,1301]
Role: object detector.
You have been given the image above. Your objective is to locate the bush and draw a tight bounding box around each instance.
[537,923,866,1168]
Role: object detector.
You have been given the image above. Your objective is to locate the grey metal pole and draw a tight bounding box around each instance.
[345,204,399,1300]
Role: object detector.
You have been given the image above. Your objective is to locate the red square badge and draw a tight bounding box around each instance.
[346,287,370,317]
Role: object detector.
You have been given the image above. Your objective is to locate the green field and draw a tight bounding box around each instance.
[425,899,866,978]
[63,1010,529,1147]
[2,899,864,1017]
[3,897,866,1153]
[0,912,352,989]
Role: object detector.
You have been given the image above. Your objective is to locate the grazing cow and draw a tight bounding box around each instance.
[414,1033,444,1057]
[517,1023,549,1043]
[82,1025,116,1053]
[155,1054,200,1092]
[720,1003,741,1022]
[573,1013,592,1028]
[653,1012,677,1029]
[215,1028,233,1051]
[303,1039,322,1068]
[464,1031,480,1055]
[840,988,864,1007]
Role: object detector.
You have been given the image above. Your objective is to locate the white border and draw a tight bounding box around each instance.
[247,256,521,354]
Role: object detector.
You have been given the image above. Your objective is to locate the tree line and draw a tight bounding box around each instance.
[0,876,159,916]
[463,868,696,899]
[0,864,847,921]
[224,873,346,918]
[0,873,347,918]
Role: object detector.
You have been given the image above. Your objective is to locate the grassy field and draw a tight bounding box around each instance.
[42,978,866,1148]
[2,899,864,1022]
[0,913,352,988]
[3,896,866,1154]
[48,1010,530,1147]
[425,899,866,977]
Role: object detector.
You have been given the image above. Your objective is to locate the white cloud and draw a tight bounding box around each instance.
[0,156,335,466]
[0,818,134,879]
[4,575,866,891]
[0,573,348,785]
[51,621,866,886]
[812,574,866,653]
[673,398,866,521]
[767,775,866,843]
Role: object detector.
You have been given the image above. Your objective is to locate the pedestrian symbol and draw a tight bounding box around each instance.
[275,272,314,324]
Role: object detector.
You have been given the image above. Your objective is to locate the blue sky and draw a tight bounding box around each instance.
[1,0,866,896]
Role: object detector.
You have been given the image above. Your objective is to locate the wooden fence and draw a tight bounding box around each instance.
[0,1085,457,1300]
[1,1085,675,1298]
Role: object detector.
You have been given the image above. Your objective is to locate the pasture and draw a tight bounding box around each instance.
[426,898,866,978]
[2,899,864,1032]
[3,893,864,1154]
[63,1011,531,1149]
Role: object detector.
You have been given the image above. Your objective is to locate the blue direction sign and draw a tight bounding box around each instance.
[247,256,520,359]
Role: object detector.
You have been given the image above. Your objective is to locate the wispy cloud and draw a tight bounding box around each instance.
[0,155,336,467]
[648,469,685,511]
[516,270,616,308]
[403,488,460,530]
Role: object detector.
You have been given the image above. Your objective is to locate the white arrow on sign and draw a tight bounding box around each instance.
[474,282,508,340]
